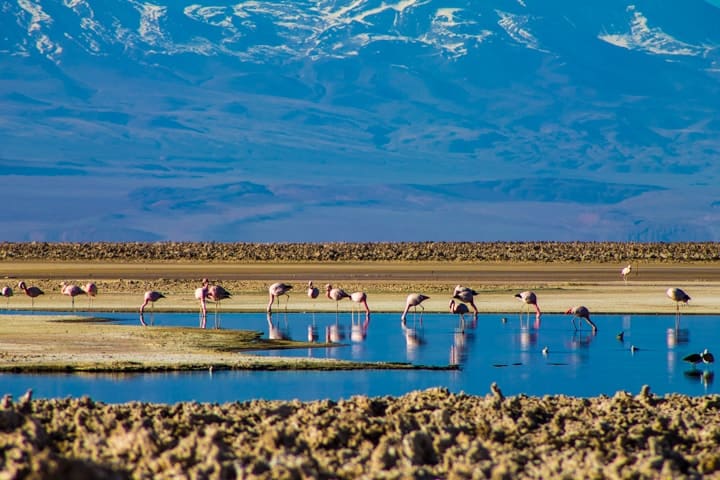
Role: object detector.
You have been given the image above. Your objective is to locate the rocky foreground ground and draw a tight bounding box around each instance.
[2,386,720,479]
[1,241,719,263]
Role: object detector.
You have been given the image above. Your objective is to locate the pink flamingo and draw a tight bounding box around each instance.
[449,299,470,330]
[307,281,319,299]
[85,282,98,308]
[139,290,165,326]
[349,291,370,341]
[515,291,541,328]
[326,283,351,320]
[565,306,597,333]
[350,291,370,315]
[1,286,12,308]
[61,282,85,312]
[207,281,231,329]
[453,285,478,314]
[307,281,320,335]
[401,293,429,322]
[18,281,44,310]
[195,279,210,328]
[267,282,293,313]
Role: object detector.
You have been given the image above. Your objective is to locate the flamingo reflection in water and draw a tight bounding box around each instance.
[266,312,290,340]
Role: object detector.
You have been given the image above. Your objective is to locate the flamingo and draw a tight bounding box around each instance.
[1,286,12,308]
[195,279,209,328]
[449,298,470,325]
[401,293,429,322]
[350,291,370,316]
[452,285,478,314]
[307,281,320,335]
[565,306,597,333]
[267,282,293,313]
[207,282,231,329]
[515,291,541,328]
[85,282,98,308]
[349,291,370,341]
[621,264,632,285]
[18,281,44,309]
[60,282,85,312]
[307,281,319,299]
[666,287,690,328]
[325,284,351,320]
[139,290,165,326]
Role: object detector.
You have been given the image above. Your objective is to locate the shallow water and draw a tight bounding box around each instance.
[1,310,717,403]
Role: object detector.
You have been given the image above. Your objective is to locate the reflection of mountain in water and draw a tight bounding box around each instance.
[3,1,720,241]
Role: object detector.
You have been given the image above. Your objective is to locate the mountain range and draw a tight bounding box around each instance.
[2,0,720,241]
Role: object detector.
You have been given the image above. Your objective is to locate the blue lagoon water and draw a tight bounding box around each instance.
[1,311,717,403]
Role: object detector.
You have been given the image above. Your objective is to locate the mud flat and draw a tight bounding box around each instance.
[2,386,720,479]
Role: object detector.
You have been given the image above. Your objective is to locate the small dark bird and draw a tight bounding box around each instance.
[702,349,715,364]
[616,331,625,341]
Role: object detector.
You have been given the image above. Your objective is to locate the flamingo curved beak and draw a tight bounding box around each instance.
[565,307,573,314]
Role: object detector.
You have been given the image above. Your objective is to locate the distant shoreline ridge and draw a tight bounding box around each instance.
[0,241,719,263]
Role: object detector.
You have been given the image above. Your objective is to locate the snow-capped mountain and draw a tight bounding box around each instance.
[2,0,720,241]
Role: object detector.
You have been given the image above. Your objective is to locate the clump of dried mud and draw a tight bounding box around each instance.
[1,241,719,263]
[3,386,720,479]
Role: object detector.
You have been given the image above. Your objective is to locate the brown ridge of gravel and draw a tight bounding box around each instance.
[2,386,720,479]
[1,241,720,263]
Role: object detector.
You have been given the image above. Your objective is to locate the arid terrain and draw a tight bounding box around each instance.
[2,242,720,479]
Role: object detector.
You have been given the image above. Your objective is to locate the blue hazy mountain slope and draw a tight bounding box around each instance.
[2,0,720,241]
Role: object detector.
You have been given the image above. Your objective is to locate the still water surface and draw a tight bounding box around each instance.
[1,310,717,403]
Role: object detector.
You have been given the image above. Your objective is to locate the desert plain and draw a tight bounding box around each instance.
[2,242,720,478]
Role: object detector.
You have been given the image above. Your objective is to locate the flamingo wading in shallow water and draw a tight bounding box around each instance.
[565,306,597,333]
[402,293,430,322]
[666,287,690,328]
[61,282,85,312]
[139,290,165,326]
[18,281,44,310]
[207,281,231,329]
[267,282,293,313]
[326,284,351,320]
[515,291,541,328]
[195,279,210,328]
[453,285,478,314]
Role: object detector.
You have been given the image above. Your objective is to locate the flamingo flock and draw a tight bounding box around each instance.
[1,264,703,354]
